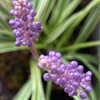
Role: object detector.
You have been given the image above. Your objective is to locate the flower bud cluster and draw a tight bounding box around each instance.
[9,0,43,47]
[37,51,92,99]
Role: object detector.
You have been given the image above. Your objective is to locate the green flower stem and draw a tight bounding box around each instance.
[28,43,38,61]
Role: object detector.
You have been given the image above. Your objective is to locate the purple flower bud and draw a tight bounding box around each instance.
[27,2,33,9]
[30,10,37,17]
[67,64,73,69]
[56,52,61,58]
[73,72,80,79]
[14,10,19,16]
[10,10,15,16]
[64,87,73,93]
[22,15,28,21]
[60,84,66,88]
[77,65,84,73]
[14,40,21,46]
[51,65,57,73]
[24,25,30,31]
[57,59,62,64]
[43,73,51,81]
[50,74,57,82]
[80,92,87,99]
[51,56,57,62]
[31,25,37,32]
[85,86,91,92]
[16,36,24,41]
[28,31,34,37]
[15,31,22,37]
[60,77,67,84]
[55,78,61,85]
[70,61,78,68]
[73,91,77,96]
[34,22,41,28]
[64,87,69,93]
[60,64,66,70]
[85,76,91,81]
[57,67,64,74]
[86,71,92,77]
[49,51,56,57]
[68,91,74,97]
[40,54,45,59]
[69,91,77,96]
[9,20,15,26]
[37,62,42,68]
[72,81,79,88]
[28,16,34,22]
[22,7,27,12]
[15,21,22,28]
[37,26,43,33]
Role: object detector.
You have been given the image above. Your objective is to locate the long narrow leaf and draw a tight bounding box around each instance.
[58,0,81,24]
[0,30,14,37]
[46,81,52,100]
[0,18,11,30]
[44,12,83,44]
[30,59,45,100]
[75,5,100,43]
[0,5,11,18]
[59,41,100,52]
[0,42,46,53]
[13,79,32,100]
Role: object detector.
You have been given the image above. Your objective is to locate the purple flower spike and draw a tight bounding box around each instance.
[37,50,92,99]
[9,0,43,47]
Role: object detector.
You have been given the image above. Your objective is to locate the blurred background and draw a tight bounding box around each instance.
[0,0,100,100]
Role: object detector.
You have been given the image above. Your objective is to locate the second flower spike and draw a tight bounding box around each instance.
[37,50,92,99]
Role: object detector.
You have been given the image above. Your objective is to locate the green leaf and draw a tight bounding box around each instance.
[48,0,70,28]
[44,12,82,44]
[13,79,32,100]
[58,0,81,24]
[0,18,11,30]
[46,81,52,100]
[88,86,96,100]
[0,42,27,53]
[58,0,100,47]
[30,59,45,100]
[94,81,100,100]
[0,5,12,19]
[42,0,56,24]
[75,5,100,43]
[0,30,14,37]
[76,54,98,65]
[36,0,50,21]
[64,53,98,65]
[59,41,100,52]
[0,42,47,53]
